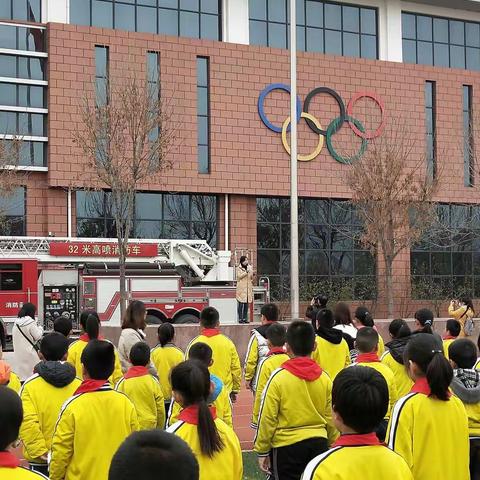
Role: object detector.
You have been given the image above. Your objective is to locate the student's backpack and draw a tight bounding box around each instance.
[465,317,475,337]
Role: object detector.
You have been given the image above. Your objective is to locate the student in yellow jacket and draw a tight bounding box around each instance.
[353,306,385,357]
[251,323,289,428]
[0,387,48,480]
[353,327,398,440]
[67,310,122,386]
[186,307,241,398]
[442,319,461,359]
[150,322,184,413]
[311,309,350,379]
[448,297,475,337]
[166,342,232,428]
[0,358,21,394]
[116,342,165,430]
[20,333,81,475]
[302,367,413,480]
[255,321,338,479]
[386,333,469,480]
[50,340,139,480]
[244,303,279,392]
[167,360,243,480]
[382,319,414,398]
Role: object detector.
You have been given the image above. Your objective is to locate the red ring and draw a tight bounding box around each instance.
[346,92,385,140]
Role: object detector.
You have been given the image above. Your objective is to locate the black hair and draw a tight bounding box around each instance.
[266,323,286,348]
[260,303,279,322]
[449,338,477,369]
[316,309,334,329]
[355,327,379,354]
[446,319,461,338]
[239,255,247,265]
[388,319,411,339]
[158,323,175,347]
[315,295,329,308]
[18,302,36,319]
[53,315,73,337]
[81,339,115,380]
[0,386,23,451]
[332,366,388,434]
[189,342,213,367]
[0,320,6,351]
[334,302,352,326]
[129,342,151,367]
[404,333,452,401]
[414,308,434,334]
[40,332,69,361]
[460,297,475,316]
[171,361,224,457]
[80,310,99,331]
[354,306,374,327]
[286,321,316,357]
[108,430,199,480]
[199,307,219,329]
[85,313,100,340]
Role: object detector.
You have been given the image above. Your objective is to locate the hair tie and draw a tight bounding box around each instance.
[431,349,443,354]
[424,319,433,326]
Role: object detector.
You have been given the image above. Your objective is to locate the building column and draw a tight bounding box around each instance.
[223,0,249,45]
[379,0,402,62]
[43,0,69,23]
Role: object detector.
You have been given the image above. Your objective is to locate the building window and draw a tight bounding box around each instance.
[147,51,160,97]
[77,191,217,246]
[95,46,109,106]
[425,81,436,178]
[257,197,376,301]
[0,187,26,236]
[249,0,377,59]
[0,23,47,168]
[411,204,480,299]
[463,85,474,187]
[197,57,210,174]
[70,0,221,41]
[0,0,41,22]
[402,12,480,70]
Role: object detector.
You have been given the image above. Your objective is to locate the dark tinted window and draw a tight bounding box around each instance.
[0,188,26,236]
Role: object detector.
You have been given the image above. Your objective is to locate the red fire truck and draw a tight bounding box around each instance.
[0,237,268,334]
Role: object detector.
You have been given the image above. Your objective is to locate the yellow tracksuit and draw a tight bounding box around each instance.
[386,377,469,480]
[252,350,290,428]
[115,368,165,430]
[254,357,337,456]
[311,336,350,380]
[355,356,398,419]
[167,407,242,480]
[186,329,241,393]
[476,358,480,370]
[49,384,139,480]
[167,379,233,428]
[7,371,21,393]
[67,337,123,386]
[151,343,184,400]
[244,324,275,390]
[302,435,413,480]
[381,351,413,398]
[0,452,49,479]
[377,334,385,357]
[20,369,81,461]
[443,337,456,359]
[0,360,21,394]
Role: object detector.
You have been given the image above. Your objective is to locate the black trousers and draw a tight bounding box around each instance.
[269,437,329,480]
[470,438,480,480]
[237,301,248,323]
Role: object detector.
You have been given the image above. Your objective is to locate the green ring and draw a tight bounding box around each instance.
[326,115,368,164]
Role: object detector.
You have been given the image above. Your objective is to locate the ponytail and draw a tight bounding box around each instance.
[421,320,433,335]
[355,306,374,327]
[171,360,224,457]
[85,313,100,340]
[414,308,434,334]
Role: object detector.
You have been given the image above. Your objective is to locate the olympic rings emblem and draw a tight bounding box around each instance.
[257,83,386,164]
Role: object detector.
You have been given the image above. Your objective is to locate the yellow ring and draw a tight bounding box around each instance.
[281,112,324,162]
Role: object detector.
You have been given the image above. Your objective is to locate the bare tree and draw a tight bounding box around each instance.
[345,122,439,318]
[73,71,177,319]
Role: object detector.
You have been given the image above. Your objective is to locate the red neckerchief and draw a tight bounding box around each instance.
[202,328,220,338]
[282,357,322,380]
[124,366,149,379]
[410,376,454,398]
[443,335,456,340]
[356,352,380,364]
[178,405,217,425]
[79,334,104,342]
[74,379,109,395]
[267,347,286,356]
[0,451,20,468]
[333,432,383,447]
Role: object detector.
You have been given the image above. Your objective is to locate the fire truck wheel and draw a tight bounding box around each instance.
[174,313,199,324]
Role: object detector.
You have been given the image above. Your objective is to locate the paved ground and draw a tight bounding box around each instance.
[233,386,255,451]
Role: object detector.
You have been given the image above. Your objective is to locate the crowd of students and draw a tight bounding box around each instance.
[0,298,479,479]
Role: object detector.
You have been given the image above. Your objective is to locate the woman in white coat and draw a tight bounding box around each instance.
[12,303,42,381]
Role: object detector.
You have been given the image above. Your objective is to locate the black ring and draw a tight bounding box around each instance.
[303,87,346,135]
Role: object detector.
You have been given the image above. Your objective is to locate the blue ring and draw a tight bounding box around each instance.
[258,83,302,133]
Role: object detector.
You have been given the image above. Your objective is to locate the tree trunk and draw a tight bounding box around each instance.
[385,259,394,319]
[119,240,127,321]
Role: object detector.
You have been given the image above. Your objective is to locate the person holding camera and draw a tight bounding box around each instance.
[449,297,475,337]
[236,256,253,324]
